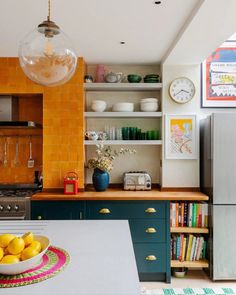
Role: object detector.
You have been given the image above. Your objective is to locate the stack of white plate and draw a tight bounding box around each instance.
[112,102,134,112]
[140,98,158,112]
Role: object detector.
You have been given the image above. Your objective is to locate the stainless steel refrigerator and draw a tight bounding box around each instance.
[200,113,236,280]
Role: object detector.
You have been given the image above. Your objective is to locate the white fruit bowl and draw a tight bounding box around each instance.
[0,235,50,275]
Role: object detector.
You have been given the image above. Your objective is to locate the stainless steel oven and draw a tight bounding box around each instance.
[0,184,41,220]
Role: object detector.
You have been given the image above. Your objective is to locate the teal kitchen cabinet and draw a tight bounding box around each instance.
[86,200,170,283]
[31,201,85,220]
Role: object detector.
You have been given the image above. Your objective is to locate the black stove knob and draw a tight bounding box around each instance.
[14,205,19,212]
[0,205,3,211]
[6,205,11,211]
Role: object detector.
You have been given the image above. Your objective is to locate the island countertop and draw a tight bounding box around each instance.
[0,220,140,295]
[31,188,209,201]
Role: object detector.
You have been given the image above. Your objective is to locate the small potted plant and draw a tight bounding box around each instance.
[87,143,136,191]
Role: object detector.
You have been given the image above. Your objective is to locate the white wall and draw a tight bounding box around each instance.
[162,63,236,188]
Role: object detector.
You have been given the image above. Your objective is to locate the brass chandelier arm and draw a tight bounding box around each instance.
[47,0,51,21]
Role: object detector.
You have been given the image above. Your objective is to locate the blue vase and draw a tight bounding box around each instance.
[92,168,110,192]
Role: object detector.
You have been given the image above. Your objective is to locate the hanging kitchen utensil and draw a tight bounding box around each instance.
[27,136,34,168]
[14,139,20,167]
[3,139,8,167]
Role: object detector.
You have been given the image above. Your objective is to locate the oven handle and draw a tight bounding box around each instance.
[0,216,26,220]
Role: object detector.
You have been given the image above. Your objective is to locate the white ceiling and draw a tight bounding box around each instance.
[0,0,200,64]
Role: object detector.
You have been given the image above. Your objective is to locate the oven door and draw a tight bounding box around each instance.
[0,216,27,220]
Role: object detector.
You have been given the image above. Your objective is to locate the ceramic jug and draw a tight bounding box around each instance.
[105,72,124,83]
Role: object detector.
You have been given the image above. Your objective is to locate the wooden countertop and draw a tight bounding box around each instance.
[31,188,209,201]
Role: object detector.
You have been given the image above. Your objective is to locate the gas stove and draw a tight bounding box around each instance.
[0,184,41,220]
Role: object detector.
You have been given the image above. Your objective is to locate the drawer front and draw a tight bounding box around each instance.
[86,201,166,219]
[129,219,166,243]
[134,243,166,273]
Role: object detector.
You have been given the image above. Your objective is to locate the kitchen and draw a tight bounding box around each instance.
[1,0,236,294]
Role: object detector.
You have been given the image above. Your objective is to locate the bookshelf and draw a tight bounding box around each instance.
[170,200,209,270]
[171,260,209,268]
[171,227,209,234]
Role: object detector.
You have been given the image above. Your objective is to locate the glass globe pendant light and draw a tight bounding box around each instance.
[18,0,77,87]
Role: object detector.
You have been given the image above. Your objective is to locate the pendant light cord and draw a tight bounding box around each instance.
[47,0,51,21]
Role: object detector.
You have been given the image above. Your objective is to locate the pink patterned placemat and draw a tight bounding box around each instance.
[0,246,70,288]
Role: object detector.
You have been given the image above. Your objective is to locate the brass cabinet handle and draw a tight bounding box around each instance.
[99,208,111,214]
[146,255,157,261]
[145,208,156,214]
[145,227,157,233]
[37,215,42,220]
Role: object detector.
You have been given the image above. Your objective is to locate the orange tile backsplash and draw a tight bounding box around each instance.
[0,57,85,189]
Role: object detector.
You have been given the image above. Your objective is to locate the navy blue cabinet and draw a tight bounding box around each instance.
[31,201,85,220]
[86,200,170,283]
[31,199,170,282]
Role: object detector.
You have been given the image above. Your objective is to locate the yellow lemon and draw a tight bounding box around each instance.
[7,237,25,255]
[30,240,42,253]
[0,255,20,264]
[0,234,15,248]
[0,247,4,261]
[22,232,34,246]
[4,247,10,255]
[21,247,39,261]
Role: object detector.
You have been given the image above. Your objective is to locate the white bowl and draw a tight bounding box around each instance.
[92,100,106,106]
[112,102,134,112]
[91,100,107,112]
[0,235,50,275]
[91,105,106,112]
[140,98,158,103]
[140,102,158,112]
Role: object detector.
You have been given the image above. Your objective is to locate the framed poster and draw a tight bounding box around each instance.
[165,114,197,159]
[201,42,236,107]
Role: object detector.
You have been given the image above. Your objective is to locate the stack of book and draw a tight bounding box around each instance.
[171,234,207,262]
[170,202,208,228]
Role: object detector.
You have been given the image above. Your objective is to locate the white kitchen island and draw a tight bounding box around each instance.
[0,220,140,295]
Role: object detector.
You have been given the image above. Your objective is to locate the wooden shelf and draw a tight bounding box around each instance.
[84,140,162,146]
[84,83,162,91]
[171,227,209,234]
[85,112,162,118]
[171,260,209,268]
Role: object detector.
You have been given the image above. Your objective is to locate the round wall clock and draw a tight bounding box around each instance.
[169,77,195,104]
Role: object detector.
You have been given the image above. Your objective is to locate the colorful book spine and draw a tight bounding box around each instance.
[181,203,184,227]
[184,202,188,226]
[182,237,187,262]
[186,234,193,261]
[172,203,176,227]
[190,236,196,261]
[198,203,202,227]
[176,203,179,227]
[192,203,197,227]
[188,203,193,227]
[179,234,184,261]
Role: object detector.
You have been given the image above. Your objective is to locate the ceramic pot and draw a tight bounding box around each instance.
[92,168,109,191]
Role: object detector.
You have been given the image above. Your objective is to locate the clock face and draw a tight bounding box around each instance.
[169,77,195,104]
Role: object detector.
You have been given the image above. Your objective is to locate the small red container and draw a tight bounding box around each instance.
[64,172,78,195]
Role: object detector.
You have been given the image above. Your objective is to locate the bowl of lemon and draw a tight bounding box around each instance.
[0,232,50,275]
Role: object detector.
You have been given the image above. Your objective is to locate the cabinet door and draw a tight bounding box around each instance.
[212,205,236,280]
[31,201,84,220]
